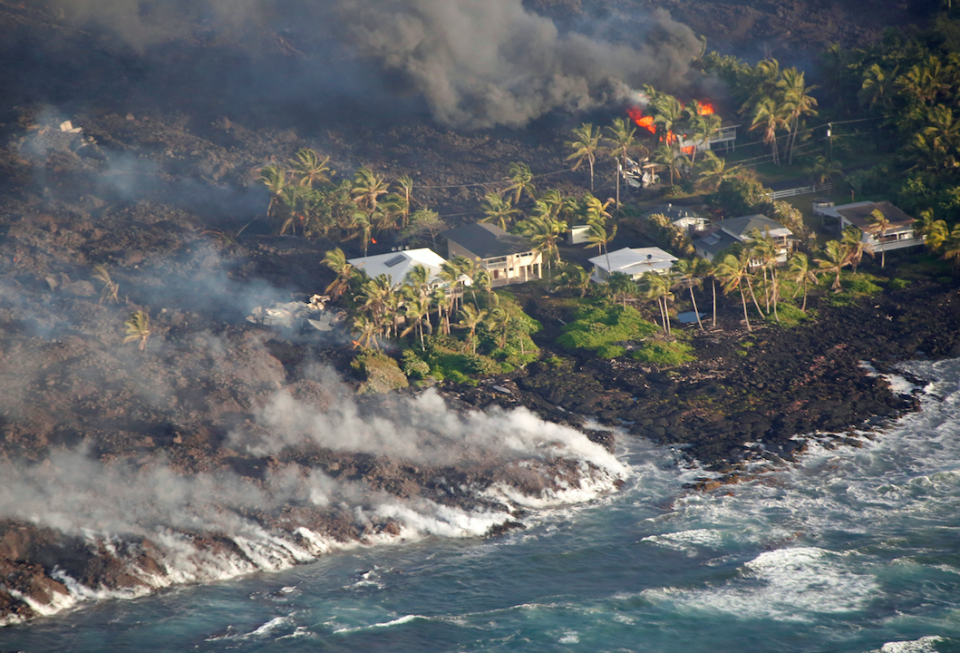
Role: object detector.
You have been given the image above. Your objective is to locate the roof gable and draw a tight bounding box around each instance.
[348,248,447,286]
[441,223,534,259]
[836,201,915,230]
[718,214,792,239]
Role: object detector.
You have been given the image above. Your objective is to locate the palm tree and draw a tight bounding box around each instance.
[430,286,453,335]
[859,63,896,110]
[695,151,738,192]
[841,226,872,274]
[653,144,687,186]
[440,259,467,313]
[672,259,705,331]
[583,193,614,226]
[404,263,431,299]
[388,176,415,228]
[456,305,488,354]
[584,221,617,272]
[360,274,393,325]
[473,269,494,306]
[815,240,851,292]
[351,212,373,256]
[290,149,334,187]
[566,123,602,191]
[652,94,685,147]
[638,272,673,336]
[604,117,637,208]
[480,192,520,230]
[92,264,119,304]
[787,252,818,311]
[322,247,357,299]
[608,271,635,309]
[124,310,151,351]
[506,162,536,205]
[807,155,843,186]
[401,296,432,350]
[244,163,287,235]
[686,110,721,164]
[942,224,960,266]
[750,96,787,165]
[866,208,893,268]
[352,315,380,350]
[745,229,779,320]
[556,264,593,297]
[484,305,512,349]
[351,167,389,216]
[918,209,949,252]
[693,257,717,328]
[517,215,565,277]
[777,67,818,164]
[713,253,753,332]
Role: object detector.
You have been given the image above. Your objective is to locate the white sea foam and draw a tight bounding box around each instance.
[867,636,944,653]
[333,614,425,633]
[644,547,879,621]
[641,528,725,556]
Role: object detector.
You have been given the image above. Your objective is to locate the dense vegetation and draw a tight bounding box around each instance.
[247,12,960,388]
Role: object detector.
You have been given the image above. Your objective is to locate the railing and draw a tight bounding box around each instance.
[766,183,832,200]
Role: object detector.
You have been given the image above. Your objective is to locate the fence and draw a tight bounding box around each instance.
[765,183,832,200]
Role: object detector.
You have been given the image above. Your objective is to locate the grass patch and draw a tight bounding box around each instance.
[764,303,810,328]
[556,303,659,356]
[632,339,695,367]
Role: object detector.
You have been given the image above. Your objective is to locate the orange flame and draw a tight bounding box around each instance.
[681,145,695,155]
[627,107,655,134]
[696,101,715,116]
[371,238,377,244]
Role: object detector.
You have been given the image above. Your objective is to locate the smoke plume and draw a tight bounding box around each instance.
[52,0,702,128]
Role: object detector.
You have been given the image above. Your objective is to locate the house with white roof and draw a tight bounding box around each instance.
[812,200,921,252]
[347,248,448,288]
[694,214,794,265]
[589,247,677,283]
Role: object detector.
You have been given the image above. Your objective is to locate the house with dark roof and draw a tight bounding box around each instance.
[645,203,710,234]
[813,200,921,252]
[694,214,794,265]
[440,223,543,287]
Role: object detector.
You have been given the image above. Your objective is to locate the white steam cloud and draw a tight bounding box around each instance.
[237,365,628,476]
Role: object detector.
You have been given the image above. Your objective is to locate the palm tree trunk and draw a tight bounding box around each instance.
[745,276,764,317]
[711,279,717,328]
[738,284,752,332]
[589,158,595,191]
[689,287,704,331]
[771,270,780,323]
[801,279,808,312]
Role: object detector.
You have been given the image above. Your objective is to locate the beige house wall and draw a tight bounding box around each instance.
[447,241,543,287]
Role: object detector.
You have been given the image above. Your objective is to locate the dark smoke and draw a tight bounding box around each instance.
[52,0,702,128]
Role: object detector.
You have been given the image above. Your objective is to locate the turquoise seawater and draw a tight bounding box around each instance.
[3,359,960,652]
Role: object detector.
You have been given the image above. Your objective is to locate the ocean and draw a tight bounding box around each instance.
[2,358,960,653]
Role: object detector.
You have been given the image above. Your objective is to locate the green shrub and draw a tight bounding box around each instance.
[632,339,695,367]
[401,350,431,380]
[597,344,625,359]
[352,350,409,394]
[556,304,659,356]
[888,277,911,290]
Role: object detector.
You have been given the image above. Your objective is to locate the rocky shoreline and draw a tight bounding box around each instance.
[0,0,955,628]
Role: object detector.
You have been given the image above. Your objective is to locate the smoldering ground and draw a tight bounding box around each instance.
[45,0,702,129]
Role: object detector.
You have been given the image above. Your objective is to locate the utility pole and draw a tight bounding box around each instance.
[827,123,833,161]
